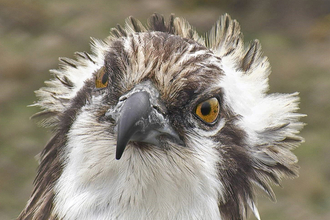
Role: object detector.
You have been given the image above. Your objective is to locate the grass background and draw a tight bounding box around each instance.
[1,0,329,219]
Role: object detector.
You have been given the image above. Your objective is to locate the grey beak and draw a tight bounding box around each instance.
[116,91,152,160]
[115,91,184,160]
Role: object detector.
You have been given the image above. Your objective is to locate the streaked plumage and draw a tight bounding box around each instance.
[19,14,305,220]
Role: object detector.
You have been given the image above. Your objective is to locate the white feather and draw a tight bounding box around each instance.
[54,98,224,219]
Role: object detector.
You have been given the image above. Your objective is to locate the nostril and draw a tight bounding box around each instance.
[152,104,167,115]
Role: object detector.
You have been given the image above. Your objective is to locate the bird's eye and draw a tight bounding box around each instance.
[95,67,109,89]
[194,97,220,124]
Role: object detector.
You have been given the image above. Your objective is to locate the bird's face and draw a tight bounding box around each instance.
[53,32,226,219]
[91,32,225,160]
[21,14,304,220]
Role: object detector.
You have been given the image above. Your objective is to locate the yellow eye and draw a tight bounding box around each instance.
[195,97,220,124]
[95,67,108,88]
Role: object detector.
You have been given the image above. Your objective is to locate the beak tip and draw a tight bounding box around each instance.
[115,144,125,160]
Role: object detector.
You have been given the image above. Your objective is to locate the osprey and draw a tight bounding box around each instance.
[19,14,305,220]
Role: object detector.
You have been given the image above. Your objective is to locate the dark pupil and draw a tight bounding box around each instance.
[102,72,109,84]
[201,102,211,116]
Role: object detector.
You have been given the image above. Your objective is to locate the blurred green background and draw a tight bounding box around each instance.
[1,0,329,219]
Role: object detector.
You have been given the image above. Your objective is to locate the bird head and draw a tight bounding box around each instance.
[19,14,305,220]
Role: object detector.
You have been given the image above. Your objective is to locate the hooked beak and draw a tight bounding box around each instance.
[115,91,183,160]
